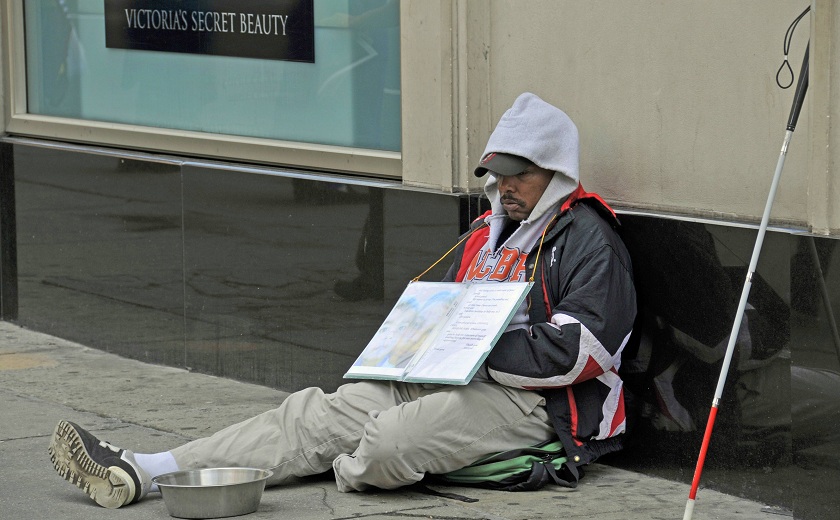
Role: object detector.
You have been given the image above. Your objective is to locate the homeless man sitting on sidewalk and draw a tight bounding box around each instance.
[48,92,637,509]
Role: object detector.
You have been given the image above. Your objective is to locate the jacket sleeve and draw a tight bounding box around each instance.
[486,243,636,389]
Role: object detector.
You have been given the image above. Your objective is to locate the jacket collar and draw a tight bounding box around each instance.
[540,184,619,243]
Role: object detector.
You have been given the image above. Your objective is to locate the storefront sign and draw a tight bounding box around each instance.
[104,0,314,62]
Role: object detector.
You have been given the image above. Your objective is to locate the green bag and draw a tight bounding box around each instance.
[430,439,583,493]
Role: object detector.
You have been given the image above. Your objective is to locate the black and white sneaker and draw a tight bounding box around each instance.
[48,420,150,508]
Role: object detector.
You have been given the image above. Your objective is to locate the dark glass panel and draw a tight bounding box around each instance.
[181,167,464,392]
[612,215,840,517]
[13,146,184,366]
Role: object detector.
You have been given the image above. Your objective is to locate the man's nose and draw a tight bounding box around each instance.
[498,176,514,191]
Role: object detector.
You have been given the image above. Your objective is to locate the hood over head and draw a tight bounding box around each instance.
[478,93,580,221]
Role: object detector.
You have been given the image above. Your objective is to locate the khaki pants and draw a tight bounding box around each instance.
[170,376,554,491]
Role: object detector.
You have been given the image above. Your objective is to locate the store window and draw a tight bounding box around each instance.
[23,0,401,152]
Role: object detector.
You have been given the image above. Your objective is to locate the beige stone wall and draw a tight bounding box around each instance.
[0,2,6,135]
[2,1,834,232]
[402,1,835,233]
[809,0,839,234]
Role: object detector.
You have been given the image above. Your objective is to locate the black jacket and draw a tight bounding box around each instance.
[443,194,637,466]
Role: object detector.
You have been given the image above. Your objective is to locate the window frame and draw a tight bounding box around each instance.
[1,0,401,178]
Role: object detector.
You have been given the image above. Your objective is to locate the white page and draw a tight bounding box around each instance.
[345,282,464,379]
[404,282,531,383]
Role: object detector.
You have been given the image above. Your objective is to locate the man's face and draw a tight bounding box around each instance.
[497,165,554,221]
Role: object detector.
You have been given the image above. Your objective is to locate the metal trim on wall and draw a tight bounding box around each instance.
[0,140,17,319]
[3,116,402,178]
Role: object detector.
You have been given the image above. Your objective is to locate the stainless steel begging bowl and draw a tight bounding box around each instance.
[153,467,273,519]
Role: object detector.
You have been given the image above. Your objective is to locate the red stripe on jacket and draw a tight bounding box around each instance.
[572,356,606,385]
[566,386,583,446]
[610,386,626,436]
[561,184,617,219]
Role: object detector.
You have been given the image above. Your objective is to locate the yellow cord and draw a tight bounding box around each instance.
[412,223,488,282]
[413,214,558,283]
[524,214,558,313]
[528,214,559,282]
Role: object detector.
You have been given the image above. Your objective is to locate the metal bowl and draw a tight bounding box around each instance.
[152,467,273,519]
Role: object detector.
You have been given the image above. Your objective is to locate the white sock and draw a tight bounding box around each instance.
[134,452,179,493]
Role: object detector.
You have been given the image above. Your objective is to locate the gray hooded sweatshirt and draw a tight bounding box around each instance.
[469,93,583,331]
[482,92,580,227]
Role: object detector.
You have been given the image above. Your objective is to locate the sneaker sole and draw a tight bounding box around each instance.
[48,420,136,509]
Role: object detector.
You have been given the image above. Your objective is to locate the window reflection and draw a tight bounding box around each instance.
[24,0,401,151]
[616,215,840,517]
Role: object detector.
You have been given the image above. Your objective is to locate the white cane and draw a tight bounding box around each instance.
[682,41,809,520]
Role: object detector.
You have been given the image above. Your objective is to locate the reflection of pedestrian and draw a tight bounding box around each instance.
[48,93,636,508]
[791,236,835,317]
[618,217,791,462]
[792,365,840,449]
[333,189,384,301]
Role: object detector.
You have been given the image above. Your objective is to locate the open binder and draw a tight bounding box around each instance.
[344,281,532,385]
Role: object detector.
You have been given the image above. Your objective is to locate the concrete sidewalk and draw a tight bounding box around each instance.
[0,321,782,520]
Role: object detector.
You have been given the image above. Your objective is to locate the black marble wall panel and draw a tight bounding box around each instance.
[6,141,840,517]
[382,188,469,299]
[180,166,465,392]
[611,214,840,519]
[12,146,185,366]
[787,234,840,520]
[0,142,17,319]
[181,167,378,391]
